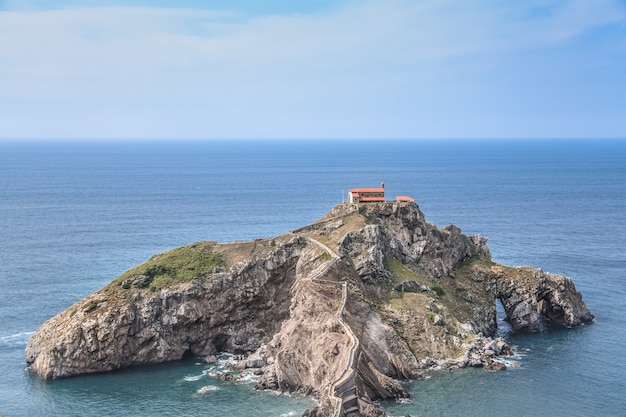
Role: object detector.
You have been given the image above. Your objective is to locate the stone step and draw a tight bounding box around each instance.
[342,393,358,403]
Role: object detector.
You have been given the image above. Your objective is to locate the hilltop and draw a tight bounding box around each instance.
[25,202,593,417]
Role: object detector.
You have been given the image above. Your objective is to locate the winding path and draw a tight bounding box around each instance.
[298,234,360,417]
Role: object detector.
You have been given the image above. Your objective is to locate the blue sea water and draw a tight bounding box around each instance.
[0,139,625,417]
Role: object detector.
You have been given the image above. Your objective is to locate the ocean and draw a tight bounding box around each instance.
[0,139,624,417]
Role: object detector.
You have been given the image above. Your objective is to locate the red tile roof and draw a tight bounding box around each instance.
[396,196,415,202]
[349,188,385,193]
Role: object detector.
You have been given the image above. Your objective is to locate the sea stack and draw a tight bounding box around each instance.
[26,202,593,417]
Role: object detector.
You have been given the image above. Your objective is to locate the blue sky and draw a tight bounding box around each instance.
[1,0,625,139]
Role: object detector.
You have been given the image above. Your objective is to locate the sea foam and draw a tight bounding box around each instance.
[196,385,220,395]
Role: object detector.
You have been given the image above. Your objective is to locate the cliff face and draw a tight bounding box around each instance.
[25,238,309,378]
[26,202,593,417]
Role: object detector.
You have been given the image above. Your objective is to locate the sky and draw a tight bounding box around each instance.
[0,0,625,140]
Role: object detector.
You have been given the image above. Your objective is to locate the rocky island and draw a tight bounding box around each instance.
[26,201,593,417]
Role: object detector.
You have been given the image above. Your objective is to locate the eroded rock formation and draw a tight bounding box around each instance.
[26,202,593,416]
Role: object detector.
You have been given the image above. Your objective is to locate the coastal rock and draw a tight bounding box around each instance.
[394,280,419,293]
[483,359,507,371]
[494,266,594,332]
[25,238,310,379]
[26,202,593,417]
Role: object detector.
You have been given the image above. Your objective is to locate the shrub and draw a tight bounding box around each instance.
[430,284,445,297]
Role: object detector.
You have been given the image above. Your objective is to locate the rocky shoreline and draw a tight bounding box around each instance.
[26,202,593,417]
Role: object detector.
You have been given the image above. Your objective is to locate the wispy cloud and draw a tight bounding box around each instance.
[0,0,624,138]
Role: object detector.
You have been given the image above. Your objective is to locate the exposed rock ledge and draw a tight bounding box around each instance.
[26,202,593,417]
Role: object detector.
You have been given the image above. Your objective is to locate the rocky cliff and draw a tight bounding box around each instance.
[26,202,593,417]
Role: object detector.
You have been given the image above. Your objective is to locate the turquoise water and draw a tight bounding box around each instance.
[1,139,625,416]
[20,357,312,417]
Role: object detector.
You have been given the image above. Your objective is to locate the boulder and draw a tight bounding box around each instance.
[394,281,419,293]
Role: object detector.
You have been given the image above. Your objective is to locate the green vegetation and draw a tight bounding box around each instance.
[358,205,379,224]
[383,257,417,282]
[457,255,496,276]
[116,242,224,291]
[387,291,409,311]
[83,299,100,313]
[430,284,445,297]
[320,251,332,261]
[430,227,446,240]
[383,256,451,302]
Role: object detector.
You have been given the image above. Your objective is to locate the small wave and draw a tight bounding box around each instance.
[216,359,235,369]
[279,412,297,417]
[183,368,216,382]
[236,370,260,384]
[268,390,292,397]
[196,385,219,395]
[500,358,522,368]
[507,345,527,359]
[0,331,35,345]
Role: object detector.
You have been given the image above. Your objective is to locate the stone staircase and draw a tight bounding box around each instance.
[299,235,361,417]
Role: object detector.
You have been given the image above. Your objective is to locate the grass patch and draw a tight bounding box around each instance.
[83,299,100,313]
[383,257,417,282]
[456,255,496,277]
[387,291,409,311]
[387,291,427,313]
[320,251,332,261]
[358,205,379,224]
[444,224,461,233]
[116,241,224,291]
